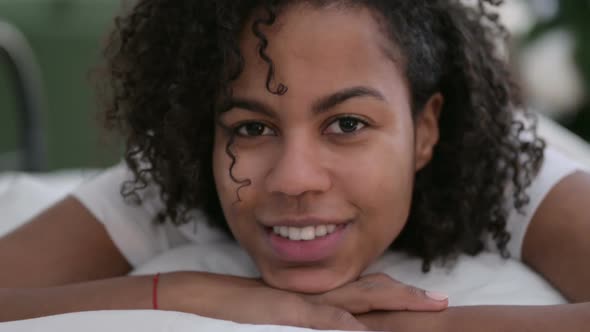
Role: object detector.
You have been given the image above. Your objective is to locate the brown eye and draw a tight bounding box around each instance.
[235,122,275,137]
[325,116,367,134]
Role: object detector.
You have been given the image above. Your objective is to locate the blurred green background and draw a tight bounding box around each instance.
[0,0,121,171]
[0,0,588,172]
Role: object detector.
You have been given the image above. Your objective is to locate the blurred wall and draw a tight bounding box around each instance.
[0,0,122,170]
[1,0,588,170]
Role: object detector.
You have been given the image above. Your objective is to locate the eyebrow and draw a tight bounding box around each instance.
[226,86,385,118]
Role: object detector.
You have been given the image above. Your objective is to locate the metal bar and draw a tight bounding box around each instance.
[0,20,46,172]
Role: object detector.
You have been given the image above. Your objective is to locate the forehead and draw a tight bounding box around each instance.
[232,4,409,105]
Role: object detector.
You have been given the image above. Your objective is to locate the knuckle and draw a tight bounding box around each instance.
[356,273,395,291]
[329,307,356,324]
[403,285,427,299]
[356,278,381,291]
[365,273,392,282]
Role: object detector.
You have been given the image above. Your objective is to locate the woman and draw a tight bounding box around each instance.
[1,0,589,330]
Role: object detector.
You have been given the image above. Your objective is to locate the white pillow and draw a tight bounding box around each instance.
[131,242,566,307]
[1,242,565,332]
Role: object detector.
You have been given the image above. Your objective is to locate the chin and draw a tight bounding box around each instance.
[261,267,359,294]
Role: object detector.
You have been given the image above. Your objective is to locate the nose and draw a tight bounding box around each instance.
[264,136,331,197]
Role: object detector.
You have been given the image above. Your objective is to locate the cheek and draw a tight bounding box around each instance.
[367,151,414,223]
[336,131,416,245]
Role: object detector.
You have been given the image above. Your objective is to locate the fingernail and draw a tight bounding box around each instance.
[426,291,449,301]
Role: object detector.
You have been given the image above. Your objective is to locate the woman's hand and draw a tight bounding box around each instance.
[161,271,368,330]
[304,273,448,314]
[161,272,447,331]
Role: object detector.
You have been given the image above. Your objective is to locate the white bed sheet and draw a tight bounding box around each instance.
[0,170,567,331]
[1,310,337,332]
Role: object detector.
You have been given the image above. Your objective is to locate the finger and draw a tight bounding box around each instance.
[388,283,449,311]
[310,273,448,314]
[303,303,369,331]
[355,273,449,312]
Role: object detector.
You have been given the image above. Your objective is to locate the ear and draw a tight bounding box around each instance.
[414,93,443,172]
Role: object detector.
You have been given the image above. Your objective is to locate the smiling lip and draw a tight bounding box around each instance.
[263,220,352,263]
[261,217,350,228]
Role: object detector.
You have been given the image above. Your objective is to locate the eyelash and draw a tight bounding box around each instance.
[233,121,276,137]
[232,115,369,138]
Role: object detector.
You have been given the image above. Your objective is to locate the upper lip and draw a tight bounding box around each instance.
[260,217,351,228]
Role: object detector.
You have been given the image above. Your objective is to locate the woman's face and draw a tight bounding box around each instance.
[213,4,441,293]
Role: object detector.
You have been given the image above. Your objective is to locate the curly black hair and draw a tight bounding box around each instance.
[100,0,545,271]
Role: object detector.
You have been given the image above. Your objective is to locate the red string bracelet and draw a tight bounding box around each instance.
[152,273,161,310]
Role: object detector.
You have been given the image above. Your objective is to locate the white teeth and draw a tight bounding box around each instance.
[315,225,327,237]
[272,224,340,241]
[279,226,289,237]
[300,226,315,240]
[288,227,302,240]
